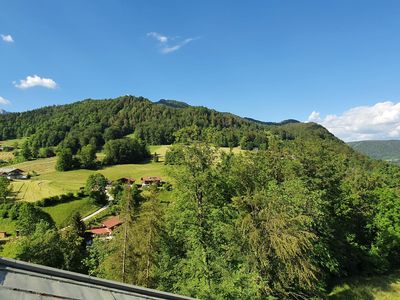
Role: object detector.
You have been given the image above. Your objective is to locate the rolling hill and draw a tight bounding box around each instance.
[0,95,336,150]
[348,140,400,164]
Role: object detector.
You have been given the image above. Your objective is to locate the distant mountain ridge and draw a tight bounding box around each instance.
[0,109,9,115]
[0,95,337,149]
[244,117,300,126]
[156,99,190,109]
[348,140,400,164]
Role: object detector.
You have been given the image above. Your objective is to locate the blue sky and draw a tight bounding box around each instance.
[1,1,400,140]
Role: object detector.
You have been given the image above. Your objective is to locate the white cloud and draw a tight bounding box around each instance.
[308,111,320,122]
[307,101,400,141]
[147,32,168,44]
[14,75,57,89]
[1,34,14,43]
[0,97,10,105]
[161,37,198,54]
[147,32,199,54]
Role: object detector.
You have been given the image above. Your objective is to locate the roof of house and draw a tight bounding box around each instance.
[89,227,111,235]
[118,177,136,184]
[0,168,23,174]
[141,176,162,182]
[103,216,123,229]
[0,257,194,299]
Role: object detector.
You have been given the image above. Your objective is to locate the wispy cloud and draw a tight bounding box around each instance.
[14,75,58,89]
[147,32,199,54]
[308,101,400,141]
[0,96,10,105]
[147,32,168,44]
[1,34,14,43]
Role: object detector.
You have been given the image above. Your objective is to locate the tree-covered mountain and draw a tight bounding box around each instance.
[348,140,400,164]
[156,99,190,109]
[244,117,300,126]
[0,95,335,152]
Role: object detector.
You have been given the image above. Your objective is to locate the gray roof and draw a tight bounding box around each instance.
[0,258,194,300]
[0,167,22,174]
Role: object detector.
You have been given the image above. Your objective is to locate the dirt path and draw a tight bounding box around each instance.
[60,204,109,231]
[81,205,109,221]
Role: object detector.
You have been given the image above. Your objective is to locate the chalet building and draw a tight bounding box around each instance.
[117,177,136,185]
[141,176,162,187]
[0,168,26,180]
[89,215,123,239]
[102,215,123,230]
[0,145,14,152]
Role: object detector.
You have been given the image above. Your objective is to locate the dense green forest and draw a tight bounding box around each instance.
[4,140,400,299]
[1,96,400,298]
[0,95,334,152]
[348,140,400,164]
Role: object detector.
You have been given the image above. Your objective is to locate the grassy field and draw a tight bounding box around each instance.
[4,143,242,202]
[0,218,16,235]
[8,156,168,202]
[0,198,100,234]
[0,137,26,147]
[42,198,100,228]
[0,151,14,161]
[329,271,400,300]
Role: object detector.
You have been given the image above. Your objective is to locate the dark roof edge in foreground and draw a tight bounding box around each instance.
[0,257,194,300]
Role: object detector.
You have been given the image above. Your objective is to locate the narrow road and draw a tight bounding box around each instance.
[60,204,109,231]
[81,205,109,221]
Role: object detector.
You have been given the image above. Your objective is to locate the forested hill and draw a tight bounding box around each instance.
[0,95,336,150]
[348,140,400,164]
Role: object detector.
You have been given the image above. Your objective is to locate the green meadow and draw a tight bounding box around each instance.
[329,271,400,300]
[6,144,244,202]
[42,198,101,228]
[8,153,169,202]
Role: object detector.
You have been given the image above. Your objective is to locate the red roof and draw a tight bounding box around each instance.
[89,227,111,235]
[102,216,123,229]
[141,176,161,182]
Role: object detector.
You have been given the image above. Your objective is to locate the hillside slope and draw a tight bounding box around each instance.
[348,140,400,164]
[0,95,336,150]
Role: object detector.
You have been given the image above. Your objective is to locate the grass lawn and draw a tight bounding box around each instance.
[42,197,101,228]
[7,145,242,202]
[329,271,400,300]
[9,155,168,201]
[0,151,14,161]
[0,137,26,147]
[0,218,16,236]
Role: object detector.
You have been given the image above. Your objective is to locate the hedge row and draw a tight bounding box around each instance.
[35,190,86,207]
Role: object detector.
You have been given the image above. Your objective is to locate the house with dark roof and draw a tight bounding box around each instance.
[117,177,136,185]
[141,176,162,186]
[0,168,26,180]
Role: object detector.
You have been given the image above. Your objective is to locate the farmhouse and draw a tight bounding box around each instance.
[141,176,162,186]
[102,215,123,230]
[89,215,123,238]
[0,168,26,180]
[117,177,136,185]
[0,145,14,152]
